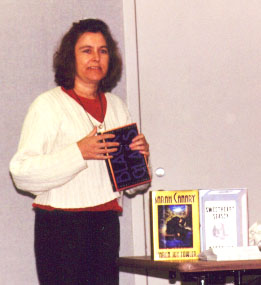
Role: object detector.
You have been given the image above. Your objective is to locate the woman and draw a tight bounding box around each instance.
[9,19,149,285]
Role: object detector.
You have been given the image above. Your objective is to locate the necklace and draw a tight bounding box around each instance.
[74,91,106,130]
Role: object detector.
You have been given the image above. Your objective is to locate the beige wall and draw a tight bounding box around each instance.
[137,0,261,224]
[130,1,261,284]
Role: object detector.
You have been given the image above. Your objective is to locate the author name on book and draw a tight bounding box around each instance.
[158,250,197,259]
[155,192,196,204]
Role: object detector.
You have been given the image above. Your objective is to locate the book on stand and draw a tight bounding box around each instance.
[199,188,248,252]
[100,123,151,192]
[198,246,261,261]
[150,190,200,261]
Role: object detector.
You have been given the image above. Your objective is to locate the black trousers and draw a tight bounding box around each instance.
[34,209,120,285]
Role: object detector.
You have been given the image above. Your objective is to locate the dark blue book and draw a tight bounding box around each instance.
[100,123,151,192]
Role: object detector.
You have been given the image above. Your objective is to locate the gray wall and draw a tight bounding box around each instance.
[0,1,134,284]
[132,1,261,284]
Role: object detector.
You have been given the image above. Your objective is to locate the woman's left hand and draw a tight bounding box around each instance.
[129,134,150,157]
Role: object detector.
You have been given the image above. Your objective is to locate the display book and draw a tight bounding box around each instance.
[150,190,201,261]
[99,123,151,192]
[199,188,248,253]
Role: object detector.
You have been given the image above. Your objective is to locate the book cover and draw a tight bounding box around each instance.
[150,190,200,261]
[100,123,151,192]
[199,188,248,252]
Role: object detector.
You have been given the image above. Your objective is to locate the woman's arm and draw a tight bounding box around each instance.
[9,97,88,194]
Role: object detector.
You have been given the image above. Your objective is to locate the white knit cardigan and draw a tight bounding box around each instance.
[9,87,132,208]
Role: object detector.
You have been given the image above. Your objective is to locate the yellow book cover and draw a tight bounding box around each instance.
[150,190,200,261]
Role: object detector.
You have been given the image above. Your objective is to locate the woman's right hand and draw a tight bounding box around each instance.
[77,127,119,160]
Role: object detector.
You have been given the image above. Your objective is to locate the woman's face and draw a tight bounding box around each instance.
[74,32,109,87]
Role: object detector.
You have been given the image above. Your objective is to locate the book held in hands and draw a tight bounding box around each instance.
[150,190,200,261]
[100,123,151,192]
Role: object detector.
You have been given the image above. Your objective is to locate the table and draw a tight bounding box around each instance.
[118,256,261,284]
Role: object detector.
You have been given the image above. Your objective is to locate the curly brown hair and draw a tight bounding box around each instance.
[53,19,122,92]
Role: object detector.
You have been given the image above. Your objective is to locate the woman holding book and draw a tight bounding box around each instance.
[9,18,149,285]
